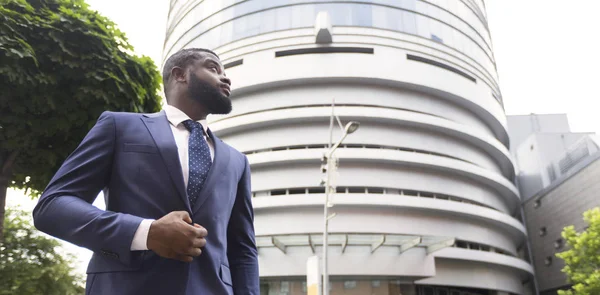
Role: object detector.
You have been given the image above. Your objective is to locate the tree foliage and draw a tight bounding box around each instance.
[0,208,84,295]
[557,207,600,295]
[0,0,163,241]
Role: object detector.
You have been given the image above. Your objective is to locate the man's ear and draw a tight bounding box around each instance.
[171,66,186,83]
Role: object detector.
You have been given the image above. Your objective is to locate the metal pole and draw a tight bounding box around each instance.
[328,97,334,149]
[323,97,334,295]
[322,161,330,295]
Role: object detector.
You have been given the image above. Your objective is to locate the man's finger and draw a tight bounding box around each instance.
[192,237,207,248]
[179,212,193,224]
[185,247,202,257]
[193,225,208,237]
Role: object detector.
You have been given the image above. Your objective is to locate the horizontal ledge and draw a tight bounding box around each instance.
[247,148,519,210]
[220,76,508,146]
[252,194,527,239]
[256,233,453,255]
[428,247,534,275]
[212,106,513,176]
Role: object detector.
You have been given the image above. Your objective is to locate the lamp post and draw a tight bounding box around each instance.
[321,98,359,295]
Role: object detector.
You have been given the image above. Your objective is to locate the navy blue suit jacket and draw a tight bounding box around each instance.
[33,111,259,295]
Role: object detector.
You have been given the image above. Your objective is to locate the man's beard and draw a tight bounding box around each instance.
[188,73,232,115]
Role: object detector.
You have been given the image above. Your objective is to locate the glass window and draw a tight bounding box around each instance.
[371,6,391,30]
[219,21,233,45]
[344,281,357,289]
[351,4,372,27]
[402,10,417,34]
[400,0,417,10]
[168,1,497,79]
[233,0,263,18]
[259,9,276,34]
[280,281,290,292]
[240,12,262,39]
[554,238,563,249]
[274,6,293,31]
[291,4,317,28]
[322,3,352,26]
[416,15,431,39]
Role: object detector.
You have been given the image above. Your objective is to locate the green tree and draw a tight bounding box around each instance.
[556,207,600,295]
[0,0,163,242]
[0,208,84,294]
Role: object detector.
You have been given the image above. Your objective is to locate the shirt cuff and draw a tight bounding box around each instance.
[130,219,154,251]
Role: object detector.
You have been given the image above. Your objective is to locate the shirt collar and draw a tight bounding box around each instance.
[164,104,209,134]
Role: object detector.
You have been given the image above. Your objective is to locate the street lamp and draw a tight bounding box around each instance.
[321,99,359,295]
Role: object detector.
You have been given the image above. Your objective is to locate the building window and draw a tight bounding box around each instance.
[280,281,290,293]
[344,281,357,289]
[288,188,306,195]
[368,187,384,194]
[423,286,435,295]
[455,241,468,248]
[348,187,365,193]
[271,189,287,196]
[539,227,547,236]
[308,187,326,194]
[534,199,541,208]
[545,256,553,266]
[371,280,381,288]
[555,238,564,249]
[431,34,443,43]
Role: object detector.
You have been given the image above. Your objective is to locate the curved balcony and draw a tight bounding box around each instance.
[212,106,514,180]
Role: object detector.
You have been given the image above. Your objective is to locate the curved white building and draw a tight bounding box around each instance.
[164,1,534,294]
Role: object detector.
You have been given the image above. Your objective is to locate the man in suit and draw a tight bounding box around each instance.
[33,48,259,295]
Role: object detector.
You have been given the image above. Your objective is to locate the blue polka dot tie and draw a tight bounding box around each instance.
[182,120,212,207]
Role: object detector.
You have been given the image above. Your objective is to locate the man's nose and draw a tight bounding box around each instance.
[220,75,231,86]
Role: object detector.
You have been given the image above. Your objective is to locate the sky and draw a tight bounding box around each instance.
[6,0,600,276]
[486,0,600,133]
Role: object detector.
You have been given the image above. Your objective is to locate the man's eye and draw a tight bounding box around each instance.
[209,66,218,72]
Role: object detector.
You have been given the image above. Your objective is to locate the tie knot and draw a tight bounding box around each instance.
[182,120,203,132]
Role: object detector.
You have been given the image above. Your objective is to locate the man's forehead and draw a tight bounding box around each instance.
[195,51,221,65]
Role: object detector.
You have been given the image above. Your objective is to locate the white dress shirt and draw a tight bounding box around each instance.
[130,105,214,251]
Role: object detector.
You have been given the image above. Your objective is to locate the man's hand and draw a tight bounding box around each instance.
[147,211,207,262]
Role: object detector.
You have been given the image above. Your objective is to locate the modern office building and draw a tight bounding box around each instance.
[163,1,534,294]
[508,114,600,295]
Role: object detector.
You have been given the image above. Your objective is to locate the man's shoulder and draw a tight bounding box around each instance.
[99,110,163,122]
[220,140,245,159]
[216,138,247,165]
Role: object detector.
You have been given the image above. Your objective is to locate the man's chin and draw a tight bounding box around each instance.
[209,97,233,115]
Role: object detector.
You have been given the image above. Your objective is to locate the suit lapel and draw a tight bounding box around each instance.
[141,111,191,212]
[192,129,231,214]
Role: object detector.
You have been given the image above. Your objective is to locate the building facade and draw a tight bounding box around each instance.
[508,114,600,294]
[164,1,534,294]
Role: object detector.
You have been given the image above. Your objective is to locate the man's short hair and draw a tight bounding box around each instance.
[162,48,219,95]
